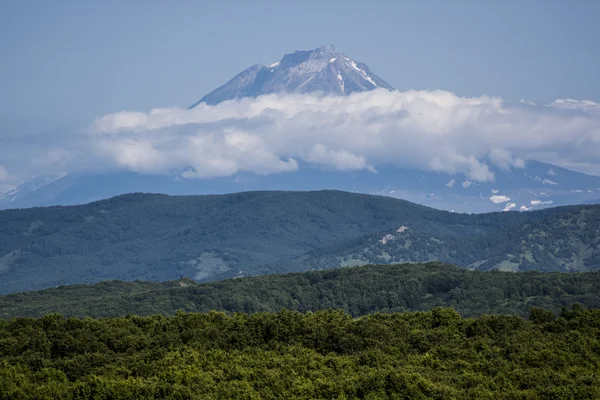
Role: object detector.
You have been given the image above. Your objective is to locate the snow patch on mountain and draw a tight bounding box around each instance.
[0,174,66,205]
[379,233,395,245]
[189,45,393,107]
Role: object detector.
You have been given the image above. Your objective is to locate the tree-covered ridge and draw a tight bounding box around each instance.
[1,306,599,399]
[2,263,600,319]
[0,190,599,294]
[289,205,600,272]
[0,191,443,294]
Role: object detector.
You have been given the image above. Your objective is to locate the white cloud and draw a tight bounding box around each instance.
[304,144,372,171]
[542,178,558,185]
[429,152,495,182]
[0,166,8,182]
[3,90,600,182]
[0,167,15,194]
[550,99,600,113]
[531,200,553,206]
[519,205,532,211]
[519,99,537,106]
[490,195,511,204]
[503,202,517,211]
[462,180,472,188]
[99,129,299,178]
[489,148,525,170]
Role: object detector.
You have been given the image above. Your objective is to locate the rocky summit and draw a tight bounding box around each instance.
[189,45,394,107]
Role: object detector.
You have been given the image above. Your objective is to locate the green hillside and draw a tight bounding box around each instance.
[0,190,598,294]
[0,191,447,294]
[289,206,600,273]
[2,263,600,319]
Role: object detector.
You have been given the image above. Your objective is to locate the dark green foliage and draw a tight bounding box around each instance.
[1,190,599,294]
[1,306,599,399]
[290,206,600,273]
[529,308,556,324]
[2,263,600,319]
[0,190,477,294]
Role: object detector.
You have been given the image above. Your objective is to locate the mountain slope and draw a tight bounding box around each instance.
[2,160,599,213]
[0,190,456,294]
[1,263,600,318]
[0,191,598,294]
[285,205,600,273]
[189,45,393,107]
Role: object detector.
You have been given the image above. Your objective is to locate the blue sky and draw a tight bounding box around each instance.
[1,0,599,125]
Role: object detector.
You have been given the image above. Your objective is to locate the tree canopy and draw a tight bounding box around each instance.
[0,306,599,399]
[2,262,600,319]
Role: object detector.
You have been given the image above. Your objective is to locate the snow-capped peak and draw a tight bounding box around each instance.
[189,45,394,107]
[0,174,66,207]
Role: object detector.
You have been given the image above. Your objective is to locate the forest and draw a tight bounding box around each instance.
[1,193,599,398]
[2,263,600,319]
[289,205,600,273]
[1,306,599,399]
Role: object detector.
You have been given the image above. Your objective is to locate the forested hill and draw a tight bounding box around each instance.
[0,190,442,294]
[286,205,600,273]
[2,263,600,319]
[0,190,599,294]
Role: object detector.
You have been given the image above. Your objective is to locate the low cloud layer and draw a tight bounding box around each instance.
[0,166,8,182]
[2,89,600,189]
[0,166,12,193]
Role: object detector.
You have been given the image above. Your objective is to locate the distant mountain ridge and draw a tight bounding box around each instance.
[0,190,599,295]
[189,45,394,107]
[1,159,598,213]
[286,204,600,273]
